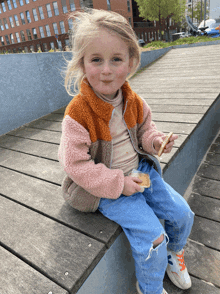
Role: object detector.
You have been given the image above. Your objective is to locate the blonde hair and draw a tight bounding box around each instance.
[64,9,141,96]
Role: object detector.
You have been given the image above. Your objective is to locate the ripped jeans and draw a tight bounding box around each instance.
[98,158,194,294]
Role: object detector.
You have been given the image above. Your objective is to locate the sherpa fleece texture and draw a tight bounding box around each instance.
[58,78,164,212]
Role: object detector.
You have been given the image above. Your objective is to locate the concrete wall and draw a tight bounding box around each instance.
[0,48,171,136]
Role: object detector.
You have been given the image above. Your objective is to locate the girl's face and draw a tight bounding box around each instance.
[83,29,133,99]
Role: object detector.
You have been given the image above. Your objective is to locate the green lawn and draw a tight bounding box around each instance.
[144,35,220,50]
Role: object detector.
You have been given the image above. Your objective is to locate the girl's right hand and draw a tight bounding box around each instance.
[122,176,143,196]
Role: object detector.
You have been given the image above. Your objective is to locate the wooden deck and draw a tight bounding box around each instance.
[0,44,220,293]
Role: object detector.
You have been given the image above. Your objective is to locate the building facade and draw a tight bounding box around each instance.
[0,0,177,53]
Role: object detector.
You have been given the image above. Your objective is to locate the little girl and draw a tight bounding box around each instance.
[58,9,194,294]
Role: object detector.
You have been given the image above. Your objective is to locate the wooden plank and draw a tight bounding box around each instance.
[52,106,66,114]
[147,98,214,106]
[189,215,220,251]
[209,143,220,154]
[154,121,196,135]
[187,193,220,222]
[164,274,220,294]
[41,113,64,122]
[0,167,120,244]
[197,163,220,181]
[0,246,68,294]
[184,239,220,288]
[0,196,106,292]
[141,93,218,99]
[150,105,209,114]
[152,113,203,124]
[0,148,64,185]
[205,153,220,166]
[158,147,178,164]
[192,176,220,199]
[135,87,219,93]
[0,135,59,161]
[25,120,62,132]
[6,127,61,144]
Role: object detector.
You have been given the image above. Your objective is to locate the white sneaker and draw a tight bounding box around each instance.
[136,281,168,294]
[167,249,192,289]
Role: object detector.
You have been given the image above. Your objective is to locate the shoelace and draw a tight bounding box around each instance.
[176,250,186,271]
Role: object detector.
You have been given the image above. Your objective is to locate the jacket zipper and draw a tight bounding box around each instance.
[122,101,162,176]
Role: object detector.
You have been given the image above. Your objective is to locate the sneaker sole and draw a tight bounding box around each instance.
[166,268,192,290]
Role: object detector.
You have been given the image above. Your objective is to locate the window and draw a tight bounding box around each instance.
[53,22,58,34]
[7,0,12,10]
[107,0,111,10]
[129,17,131,26]
[26,29,32,40]
[50,41,55,49]
[32,27,37,39]
[24,46,29,53]
[30,45,35,52]
[9,16,14,28]
[3,18,9,29]
[69,0,75,11]
[60,21,65,33]
[0,7,2,14]
[43,43,48,51]
[15,32,20,42]
[5,34,10,44]
[1,2,7,12]
[68,18,73,30]
[12,0,18,8]
[46,4,52,17]
[0,36,5,45]
[20,12,25,24]
[0,20,4,31]
[25,0,29,4]
[14,15,20,26]
[19,0,24,6]
[38,6,44,19]
[57,40,62,50]
[10,33,15,43]
[53,2,59,16]
[25,11,31,23]
[45,24,51,36]
[127,0,130,12]
[80,0,93,8]
[39,26,44,37]
[32,8,38,21]
[20,30,25,41]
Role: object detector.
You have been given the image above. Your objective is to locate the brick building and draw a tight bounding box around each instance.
[0,0,177,53]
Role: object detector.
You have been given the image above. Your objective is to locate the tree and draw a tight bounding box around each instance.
[134,0,186,41]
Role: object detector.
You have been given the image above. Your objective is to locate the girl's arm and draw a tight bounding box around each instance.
[137,99,165,154]
[58,115,125,199]
[137,99,178,155]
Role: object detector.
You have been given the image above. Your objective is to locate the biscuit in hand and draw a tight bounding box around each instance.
[158,132,173,157]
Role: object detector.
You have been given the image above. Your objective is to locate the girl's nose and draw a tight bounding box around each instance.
[101,61,112,74]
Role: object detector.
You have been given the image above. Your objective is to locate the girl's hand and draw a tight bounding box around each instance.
[154,134,178,155]
[122,176,143,196]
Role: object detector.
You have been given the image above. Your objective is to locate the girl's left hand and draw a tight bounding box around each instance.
[153,133,178,155]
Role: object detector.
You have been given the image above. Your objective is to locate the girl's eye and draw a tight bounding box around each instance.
[113,57,122,62]
[92,58,101,62]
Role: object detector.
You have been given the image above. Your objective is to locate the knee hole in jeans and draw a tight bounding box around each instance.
[153,234,164,249]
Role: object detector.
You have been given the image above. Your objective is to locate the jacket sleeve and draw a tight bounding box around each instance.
[58,115,125,199]
[137,98,165,154]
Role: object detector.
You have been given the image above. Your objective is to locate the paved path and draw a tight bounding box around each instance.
[0,44,220,293]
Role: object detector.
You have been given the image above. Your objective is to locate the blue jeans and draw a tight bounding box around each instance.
[98,158,194,294]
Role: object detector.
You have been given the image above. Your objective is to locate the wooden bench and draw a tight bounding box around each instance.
[0,44,220,294]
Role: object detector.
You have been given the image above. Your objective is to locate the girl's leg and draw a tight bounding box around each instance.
[139,160,194,252]
[98,193,168,294]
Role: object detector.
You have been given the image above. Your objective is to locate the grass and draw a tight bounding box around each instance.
[143,35,220,51]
